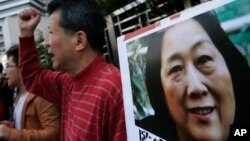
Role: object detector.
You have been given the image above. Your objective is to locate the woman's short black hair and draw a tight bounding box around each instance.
[143,12,250,140]
[194,12,250,125]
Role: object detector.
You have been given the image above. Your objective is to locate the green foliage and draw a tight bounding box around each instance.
[215,0,250,22]
[127,38,154,120]
[215,0,250,66]
[229,25,250,66]
[35,30,53,70]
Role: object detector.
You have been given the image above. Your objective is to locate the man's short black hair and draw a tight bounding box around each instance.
[47,0,106,54]
[6,44,19,66]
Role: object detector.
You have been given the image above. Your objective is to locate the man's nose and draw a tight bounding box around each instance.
[186,65,208,98]
[43,37,50,48]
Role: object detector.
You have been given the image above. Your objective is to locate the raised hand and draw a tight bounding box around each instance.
[18,8,41,37]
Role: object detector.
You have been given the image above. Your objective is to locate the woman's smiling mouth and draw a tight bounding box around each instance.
[188,106,215,115]
[187,106,216,122]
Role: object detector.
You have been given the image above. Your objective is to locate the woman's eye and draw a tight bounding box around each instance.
[169,65,183,75]
[196,55,213,65]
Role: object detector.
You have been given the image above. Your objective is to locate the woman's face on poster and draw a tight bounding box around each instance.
[160,19,235,141]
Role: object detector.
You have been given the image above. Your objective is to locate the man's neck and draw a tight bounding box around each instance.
[68,50,99,77]
[18,88,26,95]
[17,82,27,95]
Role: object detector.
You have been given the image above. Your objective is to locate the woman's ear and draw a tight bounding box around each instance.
[75,31,87,51]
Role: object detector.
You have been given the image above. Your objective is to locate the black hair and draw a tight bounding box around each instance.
[47,0,106,54]
[6,44,19,66]
[194,13,250,125]
[143,29,176,140]
[143,12,250,140]
[0,63,3,73]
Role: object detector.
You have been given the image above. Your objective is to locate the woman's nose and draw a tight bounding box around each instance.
[186,65,208,98]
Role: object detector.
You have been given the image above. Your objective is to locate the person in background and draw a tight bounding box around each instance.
[0,45,60,141]
[18,0,126,140]
[0,63,13,121]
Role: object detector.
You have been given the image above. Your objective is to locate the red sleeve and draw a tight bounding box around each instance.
[107,68,127,141]
[19,36,67,106]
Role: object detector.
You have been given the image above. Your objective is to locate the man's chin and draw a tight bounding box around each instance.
[7,83,15,88]
[52,62,60,70]
[7,81,11,87]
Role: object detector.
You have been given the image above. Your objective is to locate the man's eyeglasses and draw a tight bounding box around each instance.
[6,65,17,68]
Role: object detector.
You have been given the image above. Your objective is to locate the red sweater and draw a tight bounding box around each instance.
[19,36,127,141]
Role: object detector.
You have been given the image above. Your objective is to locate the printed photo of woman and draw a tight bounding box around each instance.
[137,12,250,141]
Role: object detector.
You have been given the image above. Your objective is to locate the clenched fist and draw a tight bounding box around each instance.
[0,121,13,140]
[18,7,41,37]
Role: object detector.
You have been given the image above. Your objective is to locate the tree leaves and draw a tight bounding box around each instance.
[35,30,53,70]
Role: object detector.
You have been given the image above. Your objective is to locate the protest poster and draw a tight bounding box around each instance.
[117,0,250,140]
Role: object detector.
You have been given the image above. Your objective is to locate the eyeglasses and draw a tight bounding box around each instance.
[6,65,17,68]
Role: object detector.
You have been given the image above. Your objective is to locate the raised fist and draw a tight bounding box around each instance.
[18,8,41,37]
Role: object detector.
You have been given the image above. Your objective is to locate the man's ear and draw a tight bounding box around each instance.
[75,31,87,51]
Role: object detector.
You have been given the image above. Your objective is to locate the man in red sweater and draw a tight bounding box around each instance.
[18,0,126,140]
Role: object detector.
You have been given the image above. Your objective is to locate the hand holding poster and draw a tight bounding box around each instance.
[117,0,250,141]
